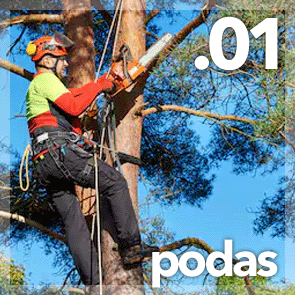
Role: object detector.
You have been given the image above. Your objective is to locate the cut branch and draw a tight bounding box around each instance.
[0,58,34,81]
[147,0,216,73]
[0,14,64,30]
[0,210,66,243]
[134,104,258,125]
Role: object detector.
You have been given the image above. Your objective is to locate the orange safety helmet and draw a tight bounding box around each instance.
[26,31,74,62]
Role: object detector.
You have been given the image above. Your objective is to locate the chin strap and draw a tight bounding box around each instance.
[36,56,60,76]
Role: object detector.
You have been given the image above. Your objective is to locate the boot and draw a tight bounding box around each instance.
[120,243,160,265]
[84,285,101,295]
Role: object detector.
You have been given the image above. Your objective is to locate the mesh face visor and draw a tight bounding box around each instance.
[52,31,75,48]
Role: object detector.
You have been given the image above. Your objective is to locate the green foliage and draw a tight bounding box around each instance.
[0,252,71,294]
[216,277,295,295]
[0,253,27,294]
[253,185,285,238]
[216,273,267,295]
[140,215,175,246]
[141,115,215,206]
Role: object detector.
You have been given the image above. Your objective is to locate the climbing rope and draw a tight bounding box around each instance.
[94,146,103,295]
[19,143,32,192]
[95,0,124,80]
[91,1,124,293]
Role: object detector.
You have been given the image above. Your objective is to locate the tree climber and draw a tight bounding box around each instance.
[25,33,158,291]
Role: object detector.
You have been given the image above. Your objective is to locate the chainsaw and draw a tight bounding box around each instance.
[109,32,173,96]
[85,33,173,118]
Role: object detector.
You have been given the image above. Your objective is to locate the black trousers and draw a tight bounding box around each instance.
[35,139,141,285]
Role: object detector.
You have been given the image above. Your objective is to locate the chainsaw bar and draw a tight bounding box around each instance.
[129,32,173,76]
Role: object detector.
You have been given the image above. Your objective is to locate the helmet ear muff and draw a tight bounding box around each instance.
[26,41,37,56]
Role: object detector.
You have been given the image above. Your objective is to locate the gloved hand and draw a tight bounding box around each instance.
[109,60,125,82]
[95,61,126,96]
[107,61,126,95]
[95,72,117,95]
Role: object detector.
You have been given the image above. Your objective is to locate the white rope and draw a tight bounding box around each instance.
[91,3,125,293]
[111,0,124,60]
[94,148,103,295]
[95,0,124,81]
[19,143,32,191]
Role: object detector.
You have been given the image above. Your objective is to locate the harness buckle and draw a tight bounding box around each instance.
[68,132,81,143]
[36,132,49,143]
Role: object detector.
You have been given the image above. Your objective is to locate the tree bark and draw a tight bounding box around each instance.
[102,0,146,294]
[63,0,96,217]
[62,0,145,293]
[63,0,96,87]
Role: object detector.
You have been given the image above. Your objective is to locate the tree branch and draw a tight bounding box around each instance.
[147,0,216,73]
[0,210,66,243]
[154,238,256,295]
[0,14,64,30]
[0,58,34,81]
[146,31,159,41]
[7,25,27,56]
[133,104,258,125]
[144,9,160,27]
[159,237,214,254]
[143,273,160,295]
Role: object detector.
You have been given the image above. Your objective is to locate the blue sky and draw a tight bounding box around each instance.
[0,9,293,290]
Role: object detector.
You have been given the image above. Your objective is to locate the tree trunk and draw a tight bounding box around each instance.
[63,0,96,216]
[102,0,146,294]
[63,0,145,293]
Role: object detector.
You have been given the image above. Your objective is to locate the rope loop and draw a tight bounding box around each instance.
[19,143,33,192]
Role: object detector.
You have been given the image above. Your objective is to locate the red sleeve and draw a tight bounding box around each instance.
[54,74,114,116]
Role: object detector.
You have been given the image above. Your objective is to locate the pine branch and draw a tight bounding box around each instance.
[144,9,160,27]
[147,0,216,73]
[159,237,214,254]
[0,14,64,30]
[0,210,66,243]
[143,273,160,295]
[0,57,34,81]
[155,237,256,295]
[133,104,258,125]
